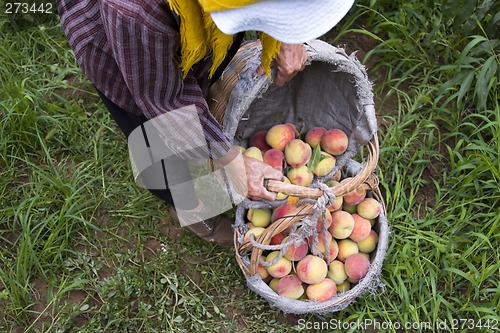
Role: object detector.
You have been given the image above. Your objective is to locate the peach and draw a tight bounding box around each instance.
[336,280,351,293]
[332,170,342,181]
[316,209,332,232]
[249,130,272,152]
[358,252,371,261]
[265,124,296,151]
[320,129,348,156]
[283,237,309,261]
[357,198,381,220]
[313,152,336,177]
[271,204,296,222]
[344,253,370,283]
[276,275,305,299]
[305,127,326,148]
[349,214,372,242]
[329,211,355,239]
[243,146,263,161]
[327,196,343,212]
[269,277,280,292]
[357,230,379,253]
[342,204,357,214]
[296,255,328,284]
[246,222,256,230]
[341,178,367,206]
[285,139,312,167]
[250,209,272,228]
[287,166,313,186]
[285,123,300,137]
[275,176,291,200]
[265,251,292,278]
[327,260,347,285]
[311,231,338,263]
[263,148,285,172]
[325,180,343,211]
[337,239,359,262]
[306,278,337,302]
[257,258,269,280]
[246,208,254,221]
[244,227,265,243]
[270,232,286,245]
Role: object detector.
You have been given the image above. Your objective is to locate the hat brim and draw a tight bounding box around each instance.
[210,0,355,44]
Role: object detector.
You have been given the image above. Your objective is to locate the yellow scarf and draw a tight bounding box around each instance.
[167,0,281,78]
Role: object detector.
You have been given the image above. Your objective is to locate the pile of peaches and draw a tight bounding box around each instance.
[239,123,381,302]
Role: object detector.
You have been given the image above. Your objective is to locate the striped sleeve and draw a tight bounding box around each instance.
[100,1,231,159]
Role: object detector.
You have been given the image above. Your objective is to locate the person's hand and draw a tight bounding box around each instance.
[256,43,308,86]
[214,148,284,201]
[243,155,284,201]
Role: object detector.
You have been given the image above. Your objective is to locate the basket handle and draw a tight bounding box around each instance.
[266,179,323,199]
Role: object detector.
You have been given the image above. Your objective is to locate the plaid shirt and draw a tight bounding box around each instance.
[56,0,231,158]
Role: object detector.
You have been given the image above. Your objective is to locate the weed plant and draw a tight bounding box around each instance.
[0,0,498,332]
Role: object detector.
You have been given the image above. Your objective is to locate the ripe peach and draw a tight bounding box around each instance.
[249,130,272,152]
[246,208,254,221]
[283,237,309,261]
[344,253,370,283]
[276,275,305,299]
[337,239,359,262]
[265,251,292,278]
[313,152,336,177]
[325,180,343,211]
[349,214,372,242]
[269,277,280,292]
[329,211,355,239]
[357,230,379,253]
[270,232,286,245]
[306,278,337,302]
[296,255,328,284]
[311,231,338,263]
[244,227,265,243]
[332,170,342,181]
[275,176,291,200]
[305,127,326,148]
[287,166,314,186]
[357,198,381,220]
[257,258,269,280]
[336,280,351,293]
[263,148,285,172]
[243,146,263,161]
[265,124,296,151]
[342,203,357,214]
[316,209,332,232]
[250,209,272,228]
[320,129,348,156]
[327,260,347,285]
[341,178,367,206]
[271,204,296,222]
[246,222,256,230]
[285,139,312,167]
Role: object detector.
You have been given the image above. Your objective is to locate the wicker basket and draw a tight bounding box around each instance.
[208,40,389,314]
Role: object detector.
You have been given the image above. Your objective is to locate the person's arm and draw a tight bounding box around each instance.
[100,1,231,159]
[256,43,308,86]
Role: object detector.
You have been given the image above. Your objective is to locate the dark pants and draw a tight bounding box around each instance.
[96,90,198,210]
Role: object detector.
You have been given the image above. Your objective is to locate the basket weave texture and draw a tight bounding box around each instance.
[208,40,389,314]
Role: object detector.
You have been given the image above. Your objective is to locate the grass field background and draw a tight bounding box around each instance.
[1,1,499,332]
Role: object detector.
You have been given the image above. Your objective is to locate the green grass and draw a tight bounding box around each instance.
[1,1,499,332]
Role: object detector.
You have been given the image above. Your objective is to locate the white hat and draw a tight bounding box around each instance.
[210,0,355,44]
